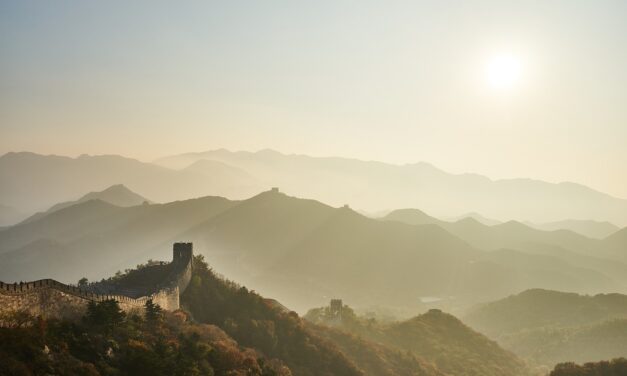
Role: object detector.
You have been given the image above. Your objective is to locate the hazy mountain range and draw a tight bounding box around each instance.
[1,188,625,314]
[20,184,150,224]
[0,151,261,216]
[527,220,620,240]
[155,149,627,226]
[2,149,627,228]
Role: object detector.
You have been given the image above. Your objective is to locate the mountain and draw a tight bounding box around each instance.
[1,190,623,315]
[383,210,597,255]
[463,289,627,368]
[382,310,531,376]
[464,289,627,336]
[20,184,150,224]
[530,219,620,239]
[602,227,627,256]
[449,212,502,226]
[382,209,627,283]
[0,254,360,376]
[4,149,627,226]
[0,196,237,281]
[181,256,365,376]
[305,303,533,376]
[0,151,263,215]
[155,149,627,226]
[182,158,257,183]
[308,325,445,376]
[383,208,445,226]
[500,318,627,367]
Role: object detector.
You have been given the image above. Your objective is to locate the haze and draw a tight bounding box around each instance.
[2,3,627,373]
[1,0,626,198]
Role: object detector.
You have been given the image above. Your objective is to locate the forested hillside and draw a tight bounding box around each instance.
[305,303,534,376]
[0,300,291,375]
[181,256,363,376]
[464,289,627,368]
[549,358,627,376]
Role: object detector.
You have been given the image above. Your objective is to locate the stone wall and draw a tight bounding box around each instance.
[0,243,194,322]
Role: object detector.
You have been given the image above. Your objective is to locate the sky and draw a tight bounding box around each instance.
[1,0,626,198]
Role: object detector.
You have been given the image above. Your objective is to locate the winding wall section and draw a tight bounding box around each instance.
[0,243,193,320]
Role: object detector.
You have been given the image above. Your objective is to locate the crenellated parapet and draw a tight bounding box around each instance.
[0,243,194,322]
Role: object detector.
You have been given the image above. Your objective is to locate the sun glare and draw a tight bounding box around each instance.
[486,55,522,90]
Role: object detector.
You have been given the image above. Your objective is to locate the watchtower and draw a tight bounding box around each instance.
[173,242,193,265]
[330,299,343,318]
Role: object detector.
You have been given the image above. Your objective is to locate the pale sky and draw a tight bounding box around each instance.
[1,1,626,198]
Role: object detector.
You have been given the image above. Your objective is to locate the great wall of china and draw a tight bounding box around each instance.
[0,243,194,320]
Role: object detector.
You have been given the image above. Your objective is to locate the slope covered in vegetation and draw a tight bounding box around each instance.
[181,255,363,376]
[499,318,627,367]
[306,324,445,376]
[464,289,627,336]
[464,289,627,368]
[0,300,290,376]
[549,358,627,376]
[305,303,533,376]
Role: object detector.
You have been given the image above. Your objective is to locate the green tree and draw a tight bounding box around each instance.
[145,299,163,324]
[84,299,125,333]
[77,277,89,288]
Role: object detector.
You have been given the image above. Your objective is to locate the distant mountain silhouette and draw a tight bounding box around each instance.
[449,212,502,226]
[383,208,444,226]
[384,209,598,254]
[383,208,627,282]
[1,190,624,313]
[0,151,263,215]
[182,158,257,183]
[3,149,627,226]
[0,195,236,281]
[20,184,150,224]
[529,219,620,239]
[602,227,627,256]
[155,148,627,226]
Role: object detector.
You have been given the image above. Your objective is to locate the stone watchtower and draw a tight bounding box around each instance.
[173,242,193,266]
[330,299,343,318]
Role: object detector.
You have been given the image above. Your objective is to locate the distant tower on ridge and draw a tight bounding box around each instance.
[330,299,343,319]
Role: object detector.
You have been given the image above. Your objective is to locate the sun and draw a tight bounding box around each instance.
[485,55,522,90]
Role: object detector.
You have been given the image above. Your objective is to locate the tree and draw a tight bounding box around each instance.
[84,299,125,332]
[145,299,163,324]
[78,277,89,288]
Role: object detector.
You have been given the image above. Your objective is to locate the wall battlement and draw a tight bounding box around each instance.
[0,243,194,321]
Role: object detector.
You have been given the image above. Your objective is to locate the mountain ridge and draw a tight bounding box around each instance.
[20,184,150,224]
[1,189,624,314]
[3,150,627,225]
[154,149,627,225]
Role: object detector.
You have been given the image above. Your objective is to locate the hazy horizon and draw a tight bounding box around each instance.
[3,147,627,203]
[2,0,627,199]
